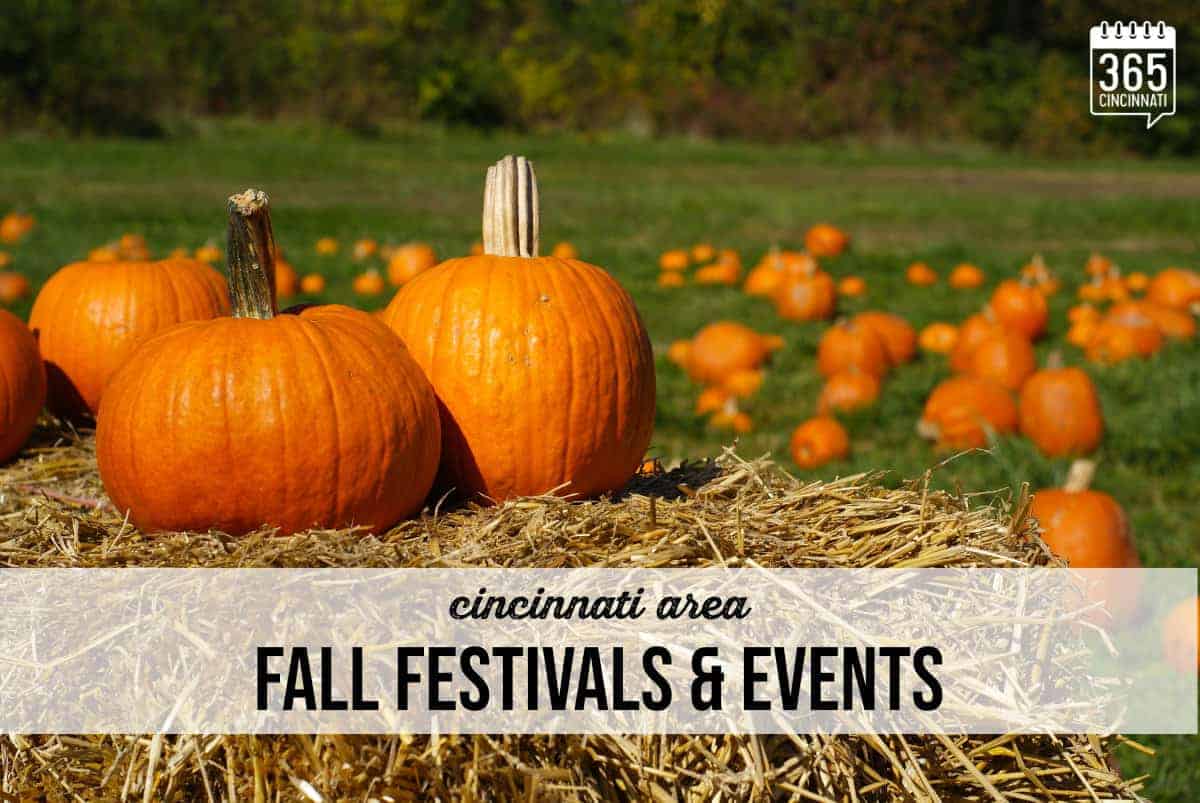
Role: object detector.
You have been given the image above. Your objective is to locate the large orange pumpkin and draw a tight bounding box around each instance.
[918,376,1017,449]
[0,309,46,462]
[989,279,1047,339]
[382,156,655,502]
[774,270,836,321]
[967,329,1036,391]
[853,311,916,366]
[1018,359,1103,456]
[29,257,229,420]
[1146,268,1200,310]
[804,224,849,258]
[817,320,889,379]
[97,190,441,535]
[387,242,438,286]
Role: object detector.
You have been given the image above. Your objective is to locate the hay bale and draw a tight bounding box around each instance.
[0,426,1148,801]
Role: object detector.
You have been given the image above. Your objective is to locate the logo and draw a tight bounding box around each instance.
[1090,21,1176,129]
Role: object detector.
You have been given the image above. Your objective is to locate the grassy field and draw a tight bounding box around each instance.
[1,122,1198,798]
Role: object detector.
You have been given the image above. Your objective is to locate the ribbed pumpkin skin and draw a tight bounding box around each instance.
[0,309,46,462]
[97,306,441,535]
[29,259,229,420]
[383,254,655,502]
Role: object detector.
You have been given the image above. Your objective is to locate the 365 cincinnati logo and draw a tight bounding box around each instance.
[1090,21,1176,129]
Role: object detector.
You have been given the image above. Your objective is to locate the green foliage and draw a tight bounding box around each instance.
[1,0,1198,153]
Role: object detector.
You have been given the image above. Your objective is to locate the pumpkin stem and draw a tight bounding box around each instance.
[226,188,278,320]
[482,155,539,258]
[1063,459,1096,493]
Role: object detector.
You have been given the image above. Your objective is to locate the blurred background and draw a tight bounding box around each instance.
[0,0,1195,155]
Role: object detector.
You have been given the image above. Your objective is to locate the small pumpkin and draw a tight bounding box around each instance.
[837,275,866,297]
[709,400,752,434]
[659,249,689,272]
[1124,271,1150,293]
[949,311,1004,373]
[657,271,686,288]
[29,257,229,420]
[817,370,880,415]
[0,309,46,462]
[89,245,119,262]
[722,368,764,399]
[387,242,438,286]
[1146,268,1200,310]
[552,242,579,260]
[97,190,441,536]
[918,322,958,354]
[315,237,339,256]
[817,320,889,379]
[1067,304,1100,325]
[1067,318,1099,349]
[695,386,730,415]
[0,250,9,268]
[0,271,32,304]
[300,273,326,294]
[666,339,691,368]
[1162,596,1199,675]
[948,263,984,289]
[353,269,386,296]
[853,311,916,366]
[967,329,1036,391]
[694,260,741,286]
[194,241,222,264]
[0,212,34,244]
[804,224,849,258]
[918,376,1017,449]
[1108,300,1195,340]
[1084,252,1114,278]
[353,238,379,261]
[1018,356,1103,456]
[691,243,716,263]
[989,279,1047,339]
[774,270,836,321]
[790,416,849,469]
[274,256,299,297]
[1086,316,1163,364]
[382,156,655,502]
[905,262,937,286]
[686,321,774,384]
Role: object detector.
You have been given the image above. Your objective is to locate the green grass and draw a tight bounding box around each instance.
[1,122,1198,799]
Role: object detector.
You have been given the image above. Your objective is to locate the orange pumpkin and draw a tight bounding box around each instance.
[694,260,741,286]
[1108,300,1195,340]
[658,271,685,288]
[352,269,386,296]
[659,249,689,272]
[1067,318,1099,349]
[0,250,9,268]
[1085,252,1114,278]
[97,190,441,536]
[817,320,890,379]
[0,271,32,304]
[722,368,764,399]
[1146,268,1200,310]
[315,237,339,255]
[666,339,692,368]
[967,329,1036,391]
[1162,596,1199,675]
[790,416,849,469]
[710,401,752,434]
[919,322,958,354]
[817,370,880,415]
[804,224,849,258]
[387,242,438,286]
[382,156,655,502]
[300,273,326,294]
[695,386,731,415]
[1030,461,1140,622]
[989,279,1047,339]
[837,275,867,297]
[949,311,1004,373]
[0,309,46,462]
[29,257,229,420]
[1018,359,1104,456]
[552,242,579,260]
[193,241,222,264]
[1086,317,1163,364]
[853,311,916,366]
[352,238,379,261]
[1067,304,1100,325]
[0,212,34,244]
[88,245,119,262]
[274,257,299,297]
[685,321,773,384]
[948,263,984,289]
[691,243,716,263]
[774,271,836,321]
[905,262,937,286]
[918,376,1017,449]
[1124,271,1150,293]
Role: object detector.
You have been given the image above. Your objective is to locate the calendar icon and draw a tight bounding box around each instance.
[1090,21,1176,128]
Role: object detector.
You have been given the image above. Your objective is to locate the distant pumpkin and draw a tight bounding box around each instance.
[817,370,880,415]
[989,279,1047,339]
[353,238,379,261]
[694,260,741,286]
[1108,300,1195,340]
[1162,596,1199,675]
[552,242,579,260]
[918,322,958,354]
[0,212,35,244]
[0,271,32,304]
[691,243,716,263]
[686,321,774,384]
[274,258,299,298]
[1124,271,1150,293]
[804,224,849,258]
[1146,268,1200,310]
[695,386,731,416]
[1086,316,1163,364]
[666,339,692,368]
[300,273,326,294]
[906,262,937,286]
[967,329,1036,391]
[837,275,867,297]
[722,368,764,399]
[774,271,836,321]
[352,269,386,296]
[948,263,985,289]
[657,271,685,288]
[853,311,916,367]
[949,311,1004,373]
[659,249,689,272]
[315,237,339,256]
[1018,358,1104,456]
[387,242,438,286]
[817,320,889,379]
[790,416,849,469]
[194,241,222,264]
[918,376,1017,449]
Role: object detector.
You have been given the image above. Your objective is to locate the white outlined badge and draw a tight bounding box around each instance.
[1090,21,1176,128]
